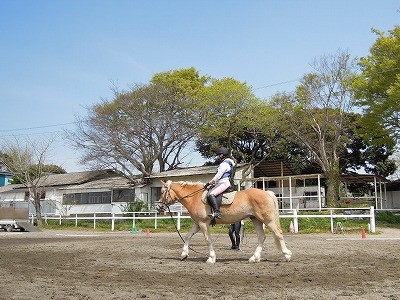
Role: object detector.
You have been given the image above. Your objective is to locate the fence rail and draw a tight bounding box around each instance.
[37,206,377,233]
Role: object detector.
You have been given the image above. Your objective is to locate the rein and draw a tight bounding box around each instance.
[160,184,207,257]
[165,205,206,256]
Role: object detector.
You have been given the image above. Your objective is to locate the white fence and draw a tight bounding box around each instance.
[279,206,376,233]
[39,206,376,233]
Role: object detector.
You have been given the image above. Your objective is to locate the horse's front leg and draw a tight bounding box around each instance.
[181,223,200,260]
[199,222,216,264]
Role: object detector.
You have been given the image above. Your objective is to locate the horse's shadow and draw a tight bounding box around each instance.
[150,256,281,263]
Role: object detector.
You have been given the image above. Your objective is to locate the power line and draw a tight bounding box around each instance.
[0,122,78,133]
[2,66,399,134]
[253,78,301,90]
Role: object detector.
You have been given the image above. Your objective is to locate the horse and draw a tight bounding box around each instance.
[157,180,292,264]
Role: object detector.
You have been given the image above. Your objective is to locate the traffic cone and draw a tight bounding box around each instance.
[289,221,294,233]
[146,228,151,237]
[361,228,367,239]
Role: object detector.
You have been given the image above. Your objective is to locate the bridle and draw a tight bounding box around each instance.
[157,181,205,211]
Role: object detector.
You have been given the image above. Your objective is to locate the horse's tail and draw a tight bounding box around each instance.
[266,190,283,233]
[265,190,284,252]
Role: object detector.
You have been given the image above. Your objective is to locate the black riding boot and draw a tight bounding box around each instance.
[207,194,222,219]
[229,231,235,248]
[234,236,240,250]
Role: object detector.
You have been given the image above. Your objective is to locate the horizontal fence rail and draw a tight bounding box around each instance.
[37,206,377,233]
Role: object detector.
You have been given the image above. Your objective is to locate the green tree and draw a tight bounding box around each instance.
[272,51,357,205]
[353,26,400,144]
[67,68,209,178]
[340,113,396,177]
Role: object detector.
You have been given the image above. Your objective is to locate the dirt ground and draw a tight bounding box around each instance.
[0,227,399,300]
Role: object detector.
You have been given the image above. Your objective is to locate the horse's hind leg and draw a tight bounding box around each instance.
[181,223,200,260]
[266,220,292,262]
[249,218,265,263]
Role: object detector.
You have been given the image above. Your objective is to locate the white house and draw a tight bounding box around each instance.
[0,164,252,216]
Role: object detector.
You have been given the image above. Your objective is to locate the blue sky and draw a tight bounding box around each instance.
[0,1,399,172]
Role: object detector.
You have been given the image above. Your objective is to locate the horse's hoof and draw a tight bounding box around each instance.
[181,255,188,261]
[248,257,256,263]
[206,257,215,264]
[284,250,292,262]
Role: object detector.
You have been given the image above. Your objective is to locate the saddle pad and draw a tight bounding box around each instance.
[201,191,236,205]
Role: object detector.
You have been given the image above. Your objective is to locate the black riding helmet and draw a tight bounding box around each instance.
[215,147,229,156]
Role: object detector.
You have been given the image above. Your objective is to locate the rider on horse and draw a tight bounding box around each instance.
[204,147,235,219]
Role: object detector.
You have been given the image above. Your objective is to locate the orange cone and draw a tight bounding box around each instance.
[361,228,367,239]
[146,228,151,237]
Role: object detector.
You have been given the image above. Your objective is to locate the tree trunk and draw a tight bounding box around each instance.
[34,196,42,226]
[325,161,341,207]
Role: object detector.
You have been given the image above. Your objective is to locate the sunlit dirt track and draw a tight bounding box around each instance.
[0,228,399,300]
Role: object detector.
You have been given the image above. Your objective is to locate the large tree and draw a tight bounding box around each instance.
[353,26,400,145]
[68,82,197,178]
[0,137,61,226]
[68,68,209,178]
[195,78,281,175]
[272,51,357,205]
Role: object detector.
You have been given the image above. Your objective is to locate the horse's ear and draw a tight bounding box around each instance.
[161,180,166,186]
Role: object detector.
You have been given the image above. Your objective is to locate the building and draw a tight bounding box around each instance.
[0,163,252,216]
[0,160,395,217]
[0,160,13,187]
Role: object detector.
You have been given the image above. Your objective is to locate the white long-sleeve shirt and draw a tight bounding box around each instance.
[212,158,235,184]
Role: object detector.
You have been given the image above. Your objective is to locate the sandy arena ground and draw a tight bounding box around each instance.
[0,227,399,300]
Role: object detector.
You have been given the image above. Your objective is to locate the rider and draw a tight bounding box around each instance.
[203,147,235,219]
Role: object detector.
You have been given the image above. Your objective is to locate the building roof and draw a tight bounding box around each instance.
[34,169,117,187]
[0,170,139,192]
[0,183,24,193]
[253,160,297,178]
[340,174,388,184]
[61,175,144,190]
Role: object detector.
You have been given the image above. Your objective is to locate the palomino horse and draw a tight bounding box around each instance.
[157,180,292,264]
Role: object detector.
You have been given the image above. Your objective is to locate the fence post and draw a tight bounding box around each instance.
[154,212,157,229]
[293,209,299,233]
[330,209,334,233]
[177,212,181,231]
[132,212,136,227]
[370,206,376,233]
[59,214,62,225]
[111,213,115,231]
[75,214,78,227]
[93,213,96,229]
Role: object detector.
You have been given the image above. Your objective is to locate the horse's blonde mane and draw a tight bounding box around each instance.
[178,181,203,187]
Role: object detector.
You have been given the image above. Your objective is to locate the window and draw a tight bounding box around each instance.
[63,192,111,205]
[150,187,162,209]
[113,189,135,202]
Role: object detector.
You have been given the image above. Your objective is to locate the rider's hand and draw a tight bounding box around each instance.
[204,182,210,189]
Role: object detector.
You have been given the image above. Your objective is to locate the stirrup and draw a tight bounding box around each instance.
[208,211,222,219]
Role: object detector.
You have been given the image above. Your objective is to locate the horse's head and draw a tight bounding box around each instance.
[156,180,176,213]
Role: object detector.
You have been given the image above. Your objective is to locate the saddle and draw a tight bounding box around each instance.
[201,190,237,206]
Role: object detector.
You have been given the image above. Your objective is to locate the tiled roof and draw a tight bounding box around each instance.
[34,169,117,187]
[61,176,144,190]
